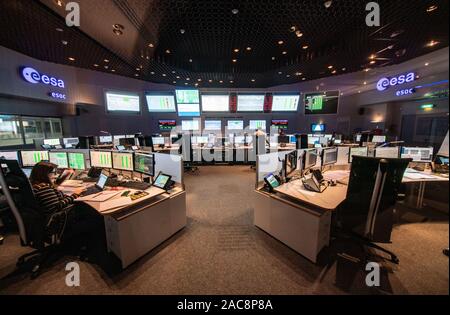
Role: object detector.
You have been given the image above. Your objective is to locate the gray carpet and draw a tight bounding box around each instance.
[0,166,448,295]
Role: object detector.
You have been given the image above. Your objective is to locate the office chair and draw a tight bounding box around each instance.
[337,156,411,264]
[0,193,9,245]
[0,159,82,279]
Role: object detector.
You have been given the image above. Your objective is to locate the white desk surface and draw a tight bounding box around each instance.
[274,179,348,211]
[58,183,168,215]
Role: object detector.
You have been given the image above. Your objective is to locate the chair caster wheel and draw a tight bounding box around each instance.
[31,265,41,279]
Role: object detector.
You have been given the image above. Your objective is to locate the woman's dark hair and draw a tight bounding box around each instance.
[29,161,57,186]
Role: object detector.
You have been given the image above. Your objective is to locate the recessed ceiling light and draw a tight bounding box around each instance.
[290,26,297,32]
[425,62,429,66]
[302,45,309,50]
[184,82,188,85]
[295,31,303,38]
[111,69,115,72]
[286,75,291,77]
[358,91,361,93]
[251,79,255,82]
[197,78,202,82]
[427,5,438,12]
[165,49,171,54]
[54,0,64,7]
[136,68,140,71]
[328,65,333,69]
[180,29,185,34]
[232,59,237,63]
[148,43,154,48]
[363,81,367,85]
[208,80,213,83]
[186,78,190,81]
[302,77,306,81]
[426,40,439,47]
[324,0,333,8]
[295,72,302,76]
[55,27,64,32]
[364,68,370,72]
[370,60,376,64]
[189,59,193,62]
[162,74,167,77]
[151,72,155,75]
[172,71,176,74]
[332,70,337,74]
[246,47,252,51]
[369,54,376,60]
[104,59,109,63]
[342,67,346,71]
[219,80,223,83]
[282,51,287,55]
[278,40,284,45]
[61,40,68,45]
[104,65,109,69]
[176,76,180,79]
[173,81,176,84]
[93,64,99,67]
[271,57,276,60]
[135,74,139,77]
[234,48,239,53]
[68,57,75,61]
[230,80,234,83]
[232,8,239,15]
[113,29,123,36]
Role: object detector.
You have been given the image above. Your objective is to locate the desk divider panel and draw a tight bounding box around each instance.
[154,152,184,185]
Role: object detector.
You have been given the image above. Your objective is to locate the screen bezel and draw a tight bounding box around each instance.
[201,93,230,113]
[133,152,154,176]
[112,151,134,171]
[105,90,141,115]
[271,94,300,112]
[237,94,265,112]
[153,173,172,190]
[89,150,113,169]
[303,90,340,116]
[145,92,177,113]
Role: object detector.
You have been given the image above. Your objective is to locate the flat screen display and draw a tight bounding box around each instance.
[90,151,113,168]
[0,151,19,161]
[106,91,140,112]
[271,120,288,129]
[311,124,326,133]
[182,120,200,131]
[20,151,49,167]
[227,120,244,130]
[49,152,69,169]
[201,94,229,112]
[401,147,434,163]
[249,120,266,131]
[272,95,300,111]
[154,174,171,189]
[134,153,154,176]
[237,95,265,112]
[159,120,177,130]
[112,152,134,171]
[146,94,176,112]
[304,91,339,115]
[99,136,113,143]
[176,90,200,116]
[68,152,86,170]
[204,120,222,131]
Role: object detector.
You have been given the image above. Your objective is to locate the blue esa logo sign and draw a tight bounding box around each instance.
[376,72,415,92]
[21,67,65,88]
[49,92,67,100]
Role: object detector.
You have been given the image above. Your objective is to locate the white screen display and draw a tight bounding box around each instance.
[0,151,19,161]
[177,103,201,117]
[20,151,49,167]
[237,95,265,112]
[112,152,134,171]
[106,92,140,112]
[201,94,229,112]
[375,147,399,159]
[272,95,300,111]
[146,94,176,112]
[205,120,222,131]
[249,120,266,131]
[227,120,244,130]
[182,120,200,131]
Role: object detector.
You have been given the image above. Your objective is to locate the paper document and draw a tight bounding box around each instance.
[77,191,122,202]
[403,172,437,180]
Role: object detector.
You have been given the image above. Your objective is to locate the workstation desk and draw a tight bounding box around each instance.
[254,168,448,263]
[59,181,186,269]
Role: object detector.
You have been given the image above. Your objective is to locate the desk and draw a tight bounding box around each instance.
[59,182,186,268]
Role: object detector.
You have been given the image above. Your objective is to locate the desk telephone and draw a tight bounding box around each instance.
[302,170,329,193]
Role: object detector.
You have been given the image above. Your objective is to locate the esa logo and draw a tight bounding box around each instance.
[376,72,415,92]
[21,67,65,88]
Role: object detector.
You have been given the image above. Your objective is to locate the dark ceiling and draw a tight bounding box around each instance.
[0,0,448,88]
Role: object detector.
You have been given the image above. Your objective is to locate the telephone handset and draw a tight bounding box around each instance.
[302,169,327,193]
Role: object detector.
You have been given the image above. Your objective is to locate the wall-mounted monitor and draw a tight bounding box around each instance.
[272,95,300,112]
[146,93,177,112]
[304,91,339,115]
[182,120,200,131]
[105,91,140,113]
[201,94,229,112]
[249,120,267,131]
[227,120,244,130]
[176,89,200,116]
[99,135,113,143]
[271,120,288,129]
[311,124,326,133]
[159,120,177,130]
[204,120,222,131]
[237,95,265,112]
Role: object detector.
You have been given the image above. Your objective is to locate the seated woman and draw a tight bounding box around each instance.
[29,161,104,251]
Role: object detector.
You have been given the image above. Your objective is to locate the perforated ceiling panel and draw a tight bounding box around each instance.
[0,0,448,88]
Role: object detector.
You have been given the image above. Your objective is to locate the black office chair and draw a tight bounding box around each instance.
[337,156,411,264]
[0,193,9,245]
[0,159,81,278]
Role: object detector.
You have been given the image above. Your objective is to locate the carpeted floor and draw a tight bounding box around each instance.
[0,166,448,295]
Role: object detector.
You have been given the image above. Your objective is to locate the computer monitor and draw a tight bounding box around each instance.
[89,151,113,168]
[355,134,362,143]
[279,135,289,144]
[372,135,386,143]
[308,136,320,145]
[0,151,19,162]
[20,151,49,168]
[285,151,298,176]
[153,173,172,190]
[134,152,154,176]
[401,147,434,163]
[112,152,134,171]
[116,145,126,151]
[68,152,86,170]
[303,149,318,171]
[289,135,297,144]
[99,135,113,143]
[152,137,165,146]
[375,147,400,159]
[349,146,368,163]
[63,138,79,148]
[321,147,338,166]
[44,138,61,146]
[49,152,69,169]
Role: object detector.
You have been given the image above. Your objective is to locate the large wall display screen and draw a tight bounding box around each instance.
[272,95,299,111]
[304,91,339,115]
[237,95,265,112]
[176,89,201,116]
[201,94,229,112]
[106,91,140,112]
[146,94,176,112]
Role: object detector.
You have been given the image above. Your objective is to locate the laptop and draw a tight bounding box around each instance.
[80,173,109,197]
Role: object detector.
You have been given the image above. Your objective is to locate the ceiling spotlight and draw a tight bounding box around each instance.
[232,8,239,15]
[176,76,180,79]
[136,68,140,71]
[328,65,333,69]
[342,67,346,71]
[55,27,64,32]
[369,54,376,60]
[302,77,306,81]
[282,51,287,55]
[295,72,302,76]
[104,59,109,63]
[111,69,115,72]
[427,5,438,12]
[232,59,237,63]
[93,64,99,67]
[134,74,139,77]
[195,83,199,87]
[302,45,309,50]
[370,60,376,64]
[234,48,239,53]
[278,71,283,75]
[425,62,430,66]
[68,57,75,61]
[151,72,155,75]
[286,75,291,78]
[113,29,123,36]
[197,78,202,82]
[295,31,303,38]
[104,65,109,69]
[219,80,224,83]
[172,71,176,74]
[230,80,234,83]
[165,49,171,54]
[271,56,276,60]
[364,68,370,72]
[332,70,337,74]
[184,83,188,85]
[290,26,297,32]
[148,43,154,48]
[208,80,213,83]
[180,29,186,34]
[426,40,439,47]
[61,40,68,45]
[189,59,193,62]
[246,47,252,51]
[363,81,367,85]
[162,74,167,77]
[54,0,64,7]
[358,90,361,94]
[278,40,284,45]
[324,0,333,9]
[186,78,190,81]
[251,79,256,82]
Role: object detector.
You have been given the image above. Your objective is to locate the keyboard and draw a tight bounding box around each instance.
[120,181,152,190]
[80,186,102,197]
[81,177,98,183]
